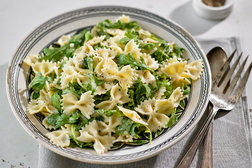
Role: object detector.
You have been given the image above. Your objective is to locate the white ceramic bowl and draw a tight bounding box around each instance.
[192,0,234,20]
[6,6,211,164]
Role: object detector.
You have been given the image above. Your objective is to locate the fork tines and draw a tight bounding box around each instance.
[212,49,252,102]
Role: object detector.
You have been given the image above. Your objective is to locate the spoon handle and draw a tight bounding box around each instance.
[176,106,219,168]
[201,122,213,168]
[201,105,213,168]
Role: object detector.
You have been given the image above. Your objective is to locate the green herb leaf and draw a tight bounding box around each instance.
[126,139,149,145]
[124,78,156,108]
[115,117,134,135]
[82,56,94,71]
[151,49,169,63]
[29,73,47,91]
[63,82,85,99]
[41,29,92,62]
[167,111,182,128]
[51,92,61,112]
[115,53,152,71]
[93,90,110,104]
[95,109,121,117]
[118,37,131,44]
[181,83,191,95]
[29,73,47,99]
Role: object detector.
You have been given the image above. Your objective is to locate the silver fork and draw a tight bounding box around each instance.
[177,51,252,168]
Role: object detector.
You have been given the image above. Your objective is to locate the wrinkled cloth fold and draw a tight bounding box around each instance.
[38,37,252,168]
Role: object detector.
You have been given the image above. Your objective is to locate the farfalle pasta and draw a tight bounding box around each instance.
[24,15,203,154]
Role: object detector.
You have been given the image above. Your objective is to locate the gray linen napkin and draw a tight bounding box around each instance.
[38,37,252,168]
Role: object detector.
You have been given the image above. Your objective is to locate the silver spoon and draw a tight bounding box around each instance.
[176,47,228,168]
[201,47,228,168]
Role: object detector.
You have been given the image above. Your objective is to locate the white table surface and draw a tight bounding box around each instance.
[0,0,251,167]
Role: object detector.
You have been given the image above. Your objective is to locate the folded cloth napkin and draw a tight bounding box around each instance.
[38,37,252,168]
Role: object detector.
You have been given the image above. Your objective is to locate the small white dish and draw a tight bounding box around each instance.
[192,0,234,20]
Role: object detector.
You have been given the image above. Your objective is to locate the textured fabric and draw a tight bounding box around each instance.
[38,37,252,168]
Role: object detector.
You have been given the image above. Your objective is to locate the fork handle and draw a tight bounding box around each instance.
[201,104,214,168]
[176,106,219,168]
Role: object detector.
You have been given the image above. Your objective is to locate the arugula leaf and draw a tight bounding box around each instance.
[32,92,40,99]
[41,29,92,62]
[130,123,141,138]
[125,29,139,43]
[95,109,121,117]
[69,111,80,124]
[124,78,156,108]
[115,117,134,135]
[76,113,90,130]
[181,83,191,95]
[115,117,148,139]
[166,111,182,128]
[97,19,140,29]
[46,113,69,129]
[126,139,149,145]
[115,53,152,71]
[29,73,47,99]
[156,79,173,99]
[82,55,94,71]
[141,43,156,51]
[63,82,85,99]
[118,37,131,45]
[29,73,47,91]
[93,90,110,104]
[51,91,61,112]
[151,49,169,63]
[46,111,85,129]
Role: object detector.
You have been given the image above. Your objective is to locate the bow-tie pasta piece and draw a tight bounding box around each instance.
[110,45,123,55]
[46,124,71,147]
[141,53,159,70]
[77,121,115,154]
[95,48,117,59]
[124,39,141,60]
[97,115,122,136]
[181,60,203,80]
[23,54,40,67]
[94,81,114,95]
[155,87,182,116]
[28,85,58,116]
[27,99,57,116]
[136,70,156,84]
[101,58,119,80]
[96,84,130,110]
[161,58,191,86]
[56,35,71,47]
[118,106,148,126]
[116,65,135,90]
[135,99,169,132]
[106,29,126,36]
[74,43,94,59]
[32,61,58,77]
[62,91,95,119]
[113,132,133,143]
[118,15,130,23]
[61,58,90,89]
[86,36,105,46]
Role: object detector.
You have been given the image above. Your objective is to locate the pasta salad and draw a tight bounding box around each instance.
[23,15,203,154]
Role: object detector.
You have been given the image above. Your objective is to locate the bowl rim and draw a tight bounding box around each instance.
[6,5,211,164]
